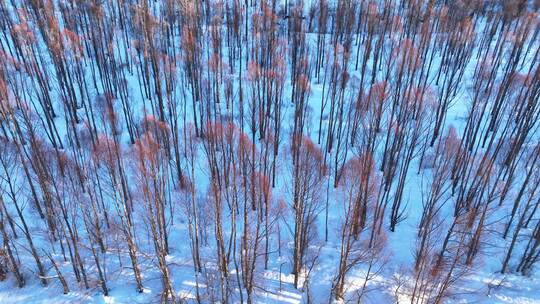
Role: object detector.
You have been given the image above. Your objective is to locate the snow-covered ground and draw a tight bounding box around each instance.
[0,0,539,303]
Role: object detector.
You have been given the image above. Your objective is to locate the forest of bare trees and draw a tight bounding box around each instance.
[0,0,539,303]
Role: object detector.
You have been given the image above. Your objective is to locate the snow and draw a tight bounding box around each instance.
[0,0,539,303]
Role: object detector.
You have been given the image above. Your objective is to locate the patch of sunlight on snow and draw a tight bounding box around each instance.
[280,290,302,299]
[181,280,207,288]
[178,291,197,300]
[493,295,540,304]
[263,291,302,304]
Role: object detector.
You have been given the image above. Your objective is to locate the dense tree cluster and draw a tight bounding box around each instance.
[0,0,539,303]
